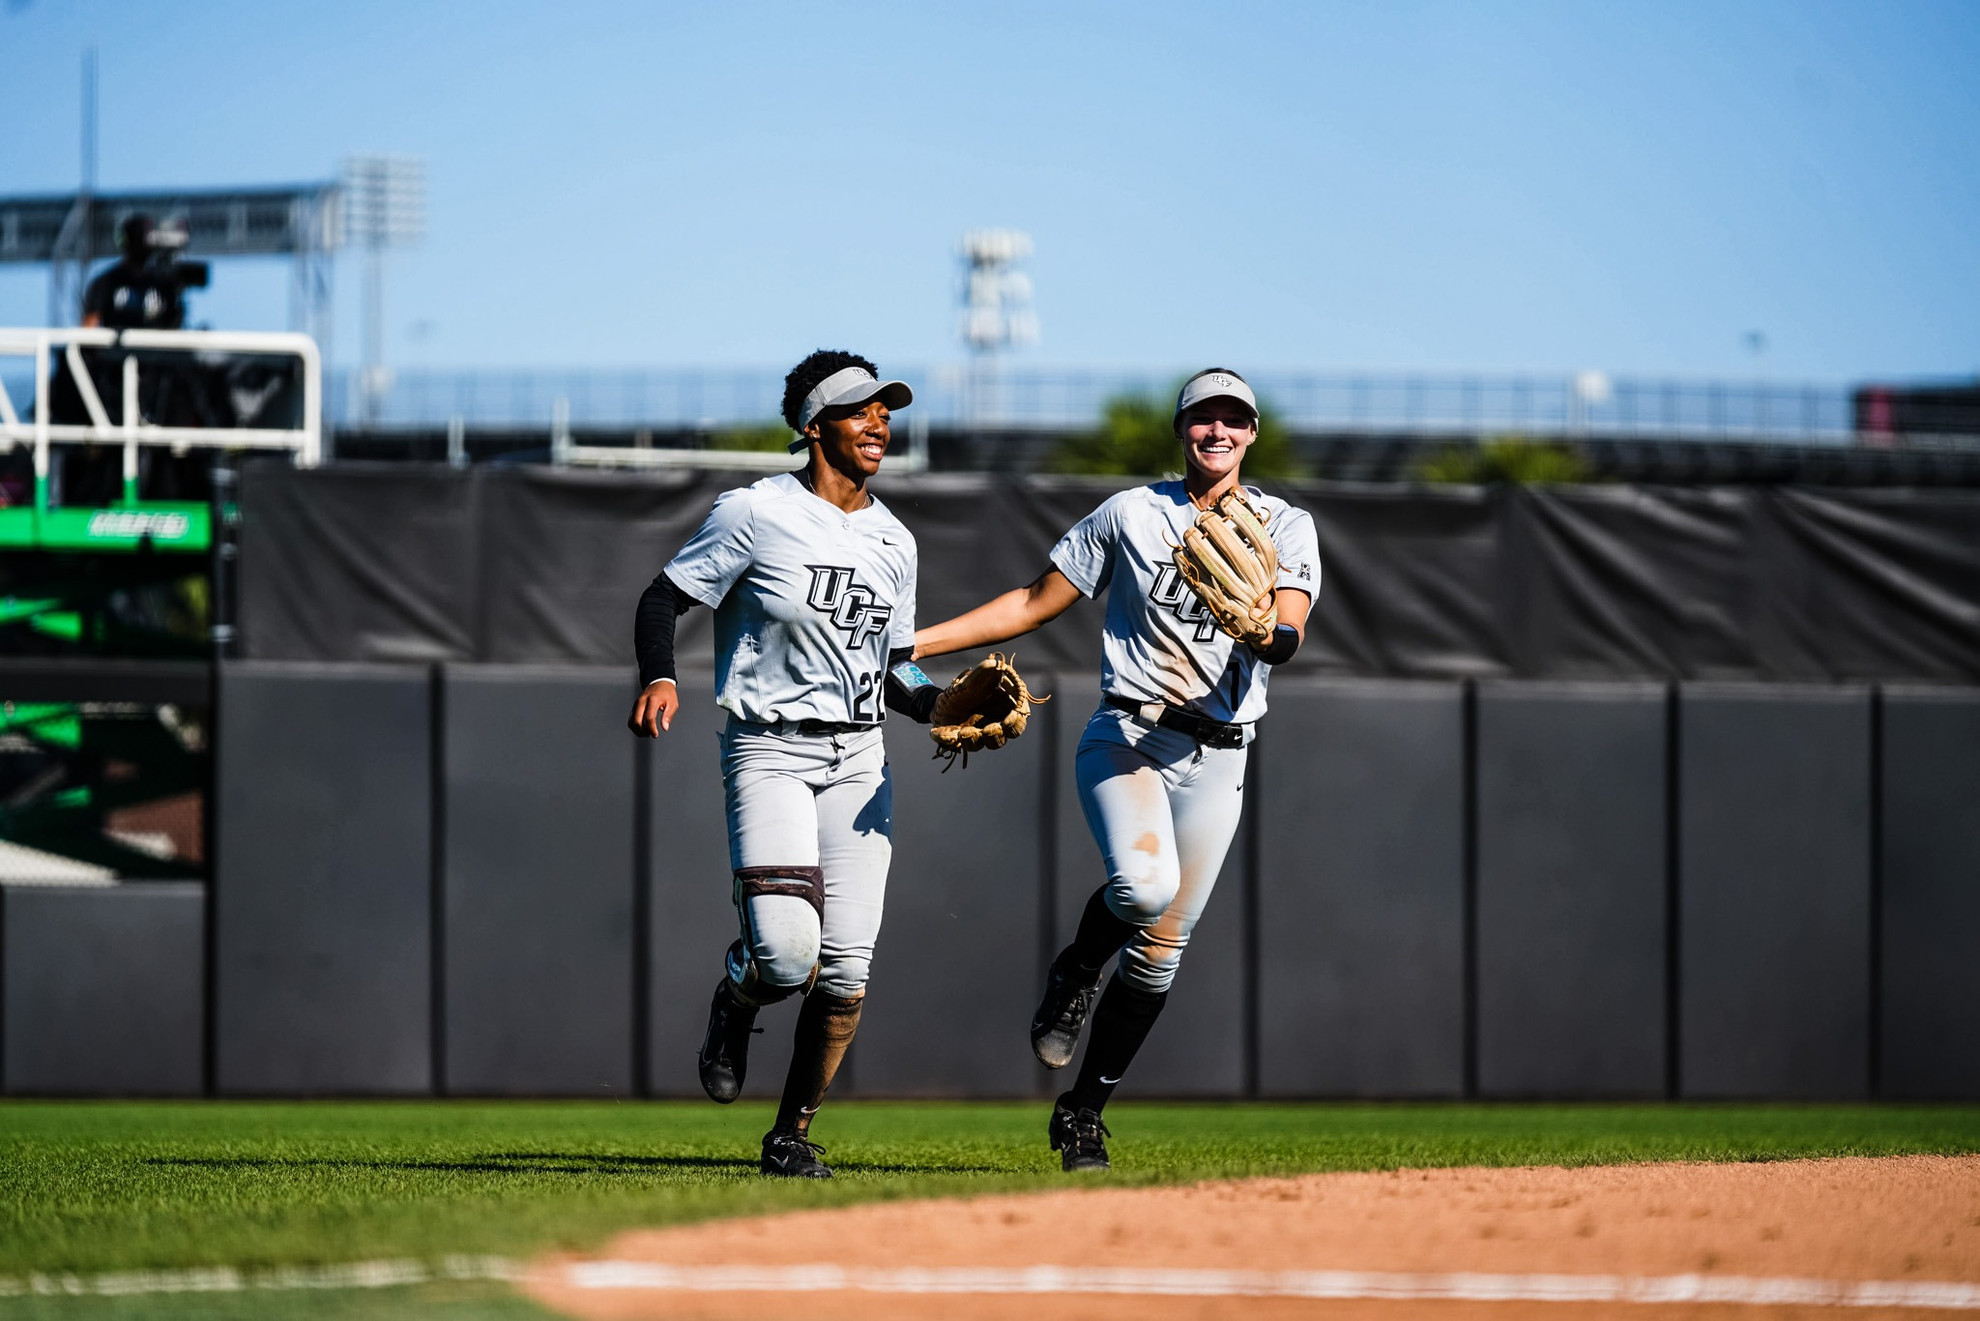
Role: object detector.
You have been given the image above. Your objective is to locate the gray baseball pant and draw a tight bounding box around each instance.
[720,720,892,1000]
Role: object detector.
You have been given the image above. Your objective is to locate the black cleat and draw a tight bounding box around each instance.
[761,1128,833,1178]
[1048,1095,1111,1172]
[696,978,760,1104]
[1030,953,1104,1069]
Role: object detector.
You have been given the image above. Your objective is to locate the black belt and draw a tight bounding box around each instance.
[1105,695,1246,750]
[789,719,881,737]
[736,717,881,737]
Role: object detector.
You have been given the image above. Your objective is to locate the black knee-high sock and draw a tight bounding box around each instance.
[1066,975,1168,1113]
[1062,885,1138,976]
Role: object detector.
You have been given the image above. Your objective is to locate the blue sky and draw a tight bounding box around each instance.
[2,0,1976,382]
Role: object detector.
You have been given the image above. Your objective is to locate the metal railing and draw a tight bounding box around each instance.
[308,365,1864,445]
[0,327,321,509]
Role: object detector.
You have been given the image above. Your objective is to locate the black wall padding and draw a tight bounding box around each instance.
[642,670,799,1101]
[3,884,204,1096]
[215,663,432,1094]
[239,464,480,662]
[1678,685,1871,1099]
[1754,490,1980,682]
[1049,675,1249,1097]
[890,482,1115,674]
[476,468,746,665]
[441,667,635,1095]
[1299,485,1509,677]
[240,466,1980,684]
[1878,688,1980,1100]
[851,713,1050,1098]
[1475,683,1667,1097]
[1508,487,1755,678]
[1256,680,1465,1096]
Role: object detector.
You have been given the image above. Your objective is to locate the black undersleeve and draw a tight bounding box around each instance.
[1252,623,1301,666]
[633,574,698,688]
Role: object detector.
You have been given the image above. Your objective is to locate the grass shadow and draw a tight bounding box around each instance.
[145,1152,758,1176]
[144,1150,1013,1178]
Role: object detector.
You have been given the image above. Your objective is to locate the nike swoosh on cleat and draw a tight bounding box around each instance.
[1099,1075,1121,1084]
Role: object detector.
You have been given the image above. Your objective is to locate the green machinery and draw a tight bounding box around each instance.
[0,326,319,879]
[0,325,320,553]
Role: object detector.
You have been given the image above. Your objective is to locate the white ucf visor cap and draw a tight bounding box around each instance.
[1173,369,1259,426]
[790,366,914,451]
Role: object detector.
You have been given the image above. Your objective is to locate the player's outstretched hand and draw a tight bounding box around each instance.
[628,679,679,737]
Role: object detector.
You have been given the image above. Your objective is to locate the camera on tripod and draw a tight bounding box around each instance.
[132,216,210,307]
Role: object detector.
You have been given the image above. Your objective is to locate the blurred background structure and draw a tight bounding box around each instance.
[340,153,427,426]
[0,1,1975,1102]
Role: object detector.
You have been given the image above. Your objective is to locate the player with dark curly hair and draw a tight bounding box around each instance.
[629,349,942,1178]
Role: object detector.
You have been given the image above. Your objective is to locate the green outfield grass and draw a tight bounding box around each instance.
[3,1100,1979,1319]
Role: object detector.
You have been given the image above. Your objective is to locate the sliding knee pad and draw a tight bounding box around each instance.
[727,865,825,1006]
[735,864,825,916]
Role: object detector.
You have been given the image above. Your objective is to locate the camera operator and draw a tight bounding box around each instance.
[82,214,207,331]
[51,213,215,504]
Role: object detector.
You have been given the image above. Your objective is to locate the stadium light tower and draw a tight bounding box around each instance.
[341,155,426,424]
[957,229,1038,424]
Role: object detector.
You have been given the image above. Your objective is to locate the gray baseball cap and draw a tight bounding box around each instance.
[790,366,914,451]
[1173,368,1259,425]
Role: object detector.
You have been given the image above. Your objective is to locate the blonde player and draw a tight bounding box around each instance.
[915,369,1319,1171]
[630,351,943,1178]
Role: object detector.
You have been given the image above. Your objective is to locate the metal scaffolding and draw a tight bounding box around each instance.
[0,184,344,349]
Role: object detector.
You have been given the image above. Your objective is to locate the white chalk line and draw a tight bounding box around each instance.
[0,1256,518,1299]
[6,1257,1977,1310]
[561,1263,1980,1311]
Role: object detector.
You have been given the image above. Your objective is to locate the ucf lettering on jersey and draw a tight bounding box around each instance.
[666,473,917,726]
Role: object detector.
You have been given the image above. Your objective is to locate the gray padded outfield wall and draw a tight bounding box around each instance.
[29,659,1979,1100]
[3,884,204,1096]
[1475,683,1667,1098]
[441,667,636,1095]
[1256,679,1466,1097]
[1678,685,1872,1099]
[215,663,433,1094]
[1879,688,1980,1100]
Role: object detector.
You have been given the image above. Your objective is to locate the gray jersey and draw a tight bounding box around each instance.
[666,472,916,725]
[1050,480,1319,725]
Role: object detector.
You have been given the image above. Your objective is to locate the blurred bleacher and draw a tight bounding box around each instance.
[9,363,1978,484]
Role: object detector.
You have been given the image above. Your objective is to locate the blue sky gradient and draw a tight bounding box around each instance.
[2,1,1975,382]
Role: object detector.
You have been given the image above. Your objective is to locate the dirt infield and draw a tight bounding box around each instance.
[527,1155,1980,1319]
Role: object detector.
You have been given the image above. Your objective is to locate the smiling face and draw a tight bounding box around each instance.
[808,398,892,479]
[1177,396,1258,481]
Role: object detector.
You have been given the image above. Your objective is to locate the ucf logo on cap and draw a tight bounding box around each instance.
[1174,368,1260,420]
